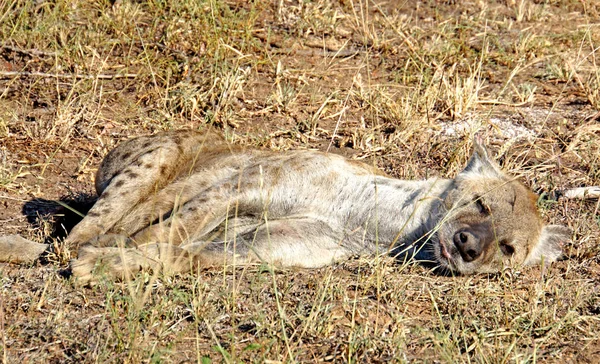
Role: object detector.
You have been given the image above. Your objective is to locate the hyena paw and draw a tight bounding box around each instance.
[70,245,154,284]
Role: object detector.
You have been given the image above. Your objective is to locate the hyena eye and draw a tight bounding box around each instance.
[499,241,515,256]
[474,196,490,215]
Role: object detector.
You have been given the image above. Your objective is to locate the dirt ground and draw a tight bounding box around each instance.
[1,0,600,362]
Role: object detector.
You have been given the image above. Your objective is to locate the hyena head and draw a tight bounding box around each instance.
[433,140,571,275]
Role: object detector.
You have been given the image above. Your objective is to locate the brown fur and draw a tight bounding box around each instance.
[0,131,571,282]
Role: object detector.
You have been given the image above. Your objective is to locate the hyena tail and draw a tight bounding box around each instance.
[0,235,48,264]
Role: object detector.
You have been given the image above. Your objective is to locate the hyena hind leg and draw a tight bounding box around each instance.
[66,143,186,247]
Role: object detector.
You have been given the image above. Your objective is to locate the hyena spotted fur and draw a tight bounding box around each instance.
[0,130,571,282]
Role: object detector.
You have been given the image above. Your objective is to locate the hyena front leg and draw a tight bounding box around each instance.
[66,144,185,247]
[70,218,348,282]
[182,218,352,268]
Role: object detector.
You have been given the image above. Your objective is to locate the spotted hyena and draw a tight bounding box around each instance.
[0,130,571,282]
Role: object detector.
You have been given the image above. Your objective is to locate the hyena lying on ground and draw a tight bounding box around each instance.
[0,130,570,282]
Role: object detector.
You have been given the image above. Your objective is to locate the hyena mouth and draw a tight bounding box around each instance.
[439,239,452,260]
[434,238,458,274]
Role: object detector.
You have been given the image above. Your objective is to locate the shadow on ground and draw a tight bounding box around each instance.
[22,194,97,243]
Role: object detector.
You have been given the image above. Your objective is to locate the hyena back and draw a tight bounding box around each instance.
[0,130,570,281]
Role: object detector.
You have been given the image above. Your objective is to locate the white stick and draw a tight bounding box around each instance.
[560,187,600,200]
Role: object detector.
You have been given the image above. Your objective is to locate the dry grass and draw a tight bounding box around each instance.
[1,0,600,362]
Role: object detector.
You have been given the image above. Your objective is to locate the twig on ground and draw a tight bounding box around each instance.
[273,48,360,58]
[0,71,138,80]
[253,30,361,58]
[477,99,531,107]
[1,44,57,57]
[585,111,600,121]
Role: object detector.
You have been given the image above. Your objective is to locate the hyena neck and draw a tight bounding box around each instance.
[367,176,451,258]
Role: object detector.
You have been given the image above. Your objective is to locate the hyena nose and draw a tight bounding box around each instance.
[453,231,482,262]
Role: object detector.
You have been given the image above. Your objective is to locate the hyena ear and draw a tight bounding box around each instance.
[525,225,571,265]
[460,136,504,178]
